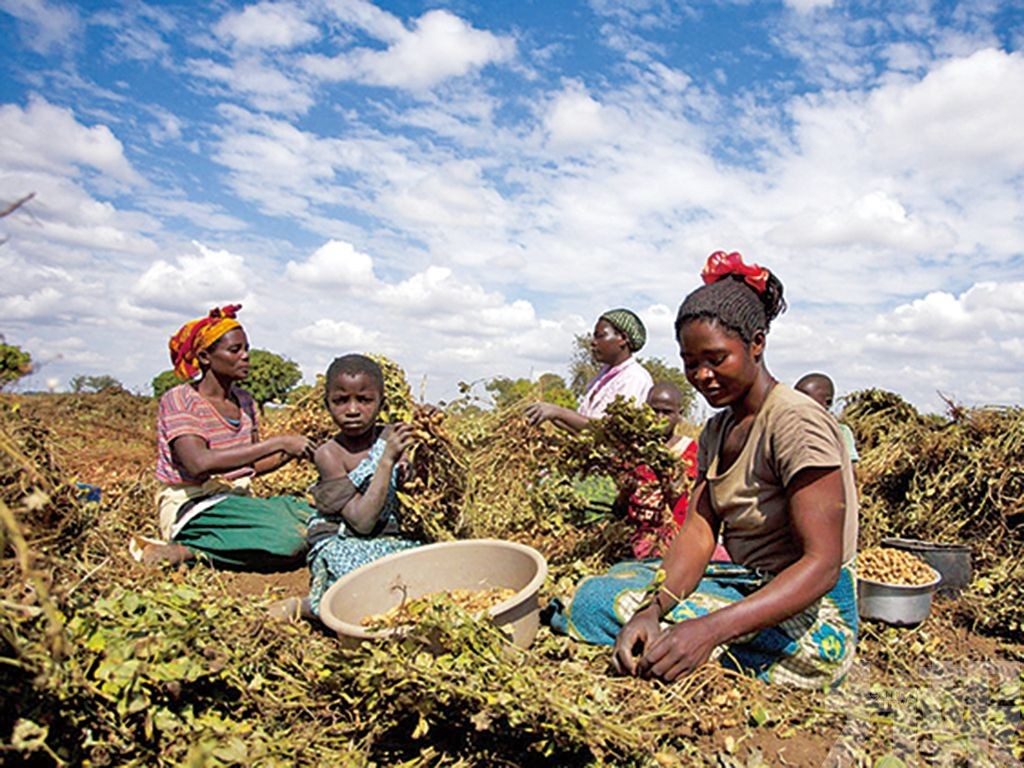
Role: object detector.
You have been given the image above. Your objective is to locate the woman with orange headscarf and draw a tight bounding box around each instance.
[138,304,316,569]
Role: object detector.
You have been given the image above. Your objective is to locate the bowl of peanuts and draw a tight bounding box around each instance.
[856,547,942,626]
[319,539,548,649]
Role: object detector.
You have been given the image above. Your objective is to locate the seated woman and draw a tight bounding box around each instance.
[548,252,859,689]
[141,304,315,569]
[525,308,653,431]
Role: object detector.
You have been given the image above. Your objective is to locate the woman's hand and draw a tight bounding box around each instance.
[612,607,662,676]
[524,402,557,425]
[275,434,316,461]
[524,402,590,433]
[636,616,721,682]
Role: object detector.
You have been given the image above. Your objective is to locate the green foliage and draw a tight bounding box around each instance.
[0,339,32,389]
[150,369,184,398]
[486,373,577,410]
[568,333,599,397]
[242,349,302,411]
[638,356,695,416]
[560,396,680,486]
[285,382,314,404]
[69,374,124,393]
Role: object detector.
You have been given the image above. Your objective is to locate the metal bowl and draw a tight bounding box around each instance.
[857,567,941,626]
[881,538,972,595]
[319,539,548,649]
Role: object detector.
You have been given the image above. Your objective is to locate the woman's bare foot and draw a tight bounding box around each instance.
[141,542,194,566]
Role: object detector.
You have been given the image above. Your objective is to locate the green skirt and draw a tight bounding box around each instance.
[173,495,313,571]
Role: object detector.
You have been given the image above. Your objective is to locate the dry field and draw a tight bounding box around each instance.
[1,389,1021,766]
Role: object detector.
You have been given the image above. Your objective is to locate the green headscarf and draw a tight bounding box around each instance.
[600,308,646,352]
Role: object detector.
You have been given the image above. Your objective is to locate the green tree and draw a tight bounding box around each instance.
[70,374,124,393]
[243,349,302,411]
[566,334,695,417]
[537,372,577,410]
[637,356,695,416]
[568,334,599,397]
[0,338,32,389]
[485,373,577,410]
[152,369,184,399]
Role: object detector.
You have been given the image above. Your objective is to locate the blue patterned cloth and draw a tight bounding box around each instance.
[306,436,420,613]
[547,560,858,689]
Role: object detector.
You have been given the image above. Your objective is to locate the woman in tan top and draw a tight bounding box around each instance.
[547,251,858,689]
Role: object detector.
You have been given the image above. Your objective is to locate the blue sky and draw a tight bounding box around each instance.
[1,0,1023,413]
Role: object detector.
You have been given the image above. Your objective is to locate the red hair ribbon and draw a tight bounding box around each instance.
[701,251,769,294]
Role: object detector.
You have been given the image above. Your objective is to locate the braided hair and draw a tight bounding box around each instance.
[324,354,384,400]
[675,263,786,343]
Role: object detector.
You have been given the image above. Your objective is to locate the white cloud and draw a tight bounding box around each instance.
[214,2,319,50]
[870,49,1024,180]
[303,8,515,91]
[285,240,377,286]
[544,84,616,150]
[128,243,253,315]
[854,281,1024,405]
[0,286,65,320]
[295,318,386,351]
[380,160,508,231]
[0,97,141,184]
[783,0,835,13]
[767,190,957,251]
[0,0,78,54]
[188,56,313,114]
[319,0,406,41]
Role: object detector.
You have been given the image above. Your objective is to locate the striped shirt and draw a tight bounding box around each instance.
[156,383,259,485]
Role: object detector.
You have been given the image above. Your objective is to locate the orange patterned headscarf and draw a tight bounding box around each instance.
[168,304,243,379]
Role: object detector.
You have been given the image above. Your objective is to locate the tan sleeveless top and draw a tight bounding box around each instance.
[697,384,858,574]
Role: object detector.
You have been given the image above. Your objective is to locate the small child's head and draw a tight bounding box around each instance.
[795,372,835,410]
[324,354,385,436]
[646,382,684,439]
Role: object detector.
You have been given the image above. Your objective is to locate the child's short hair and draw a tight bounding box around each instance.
[324,354,385,396]
[795,372,834,396]
[675,264,786,343]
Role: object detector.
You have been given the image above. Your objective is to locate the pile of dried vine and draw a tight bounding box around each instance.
[843,388,1024,639]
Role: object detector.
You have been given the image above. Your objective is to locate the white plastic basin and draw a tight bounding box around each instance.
[319,539,548,649]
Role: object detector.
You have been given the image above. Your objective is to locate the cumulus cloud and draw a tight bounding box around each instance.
[214,1,319,50]
[856,281,1024,405]
[303,8,515,91]
[0,97,141,184]
[4,3,1022,410]
[128,243,253,316]
[767,190,957,251]
[285,240,377,286]
[295,318,386,351]
[870,49,1024,180]
[543,84,617,150]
